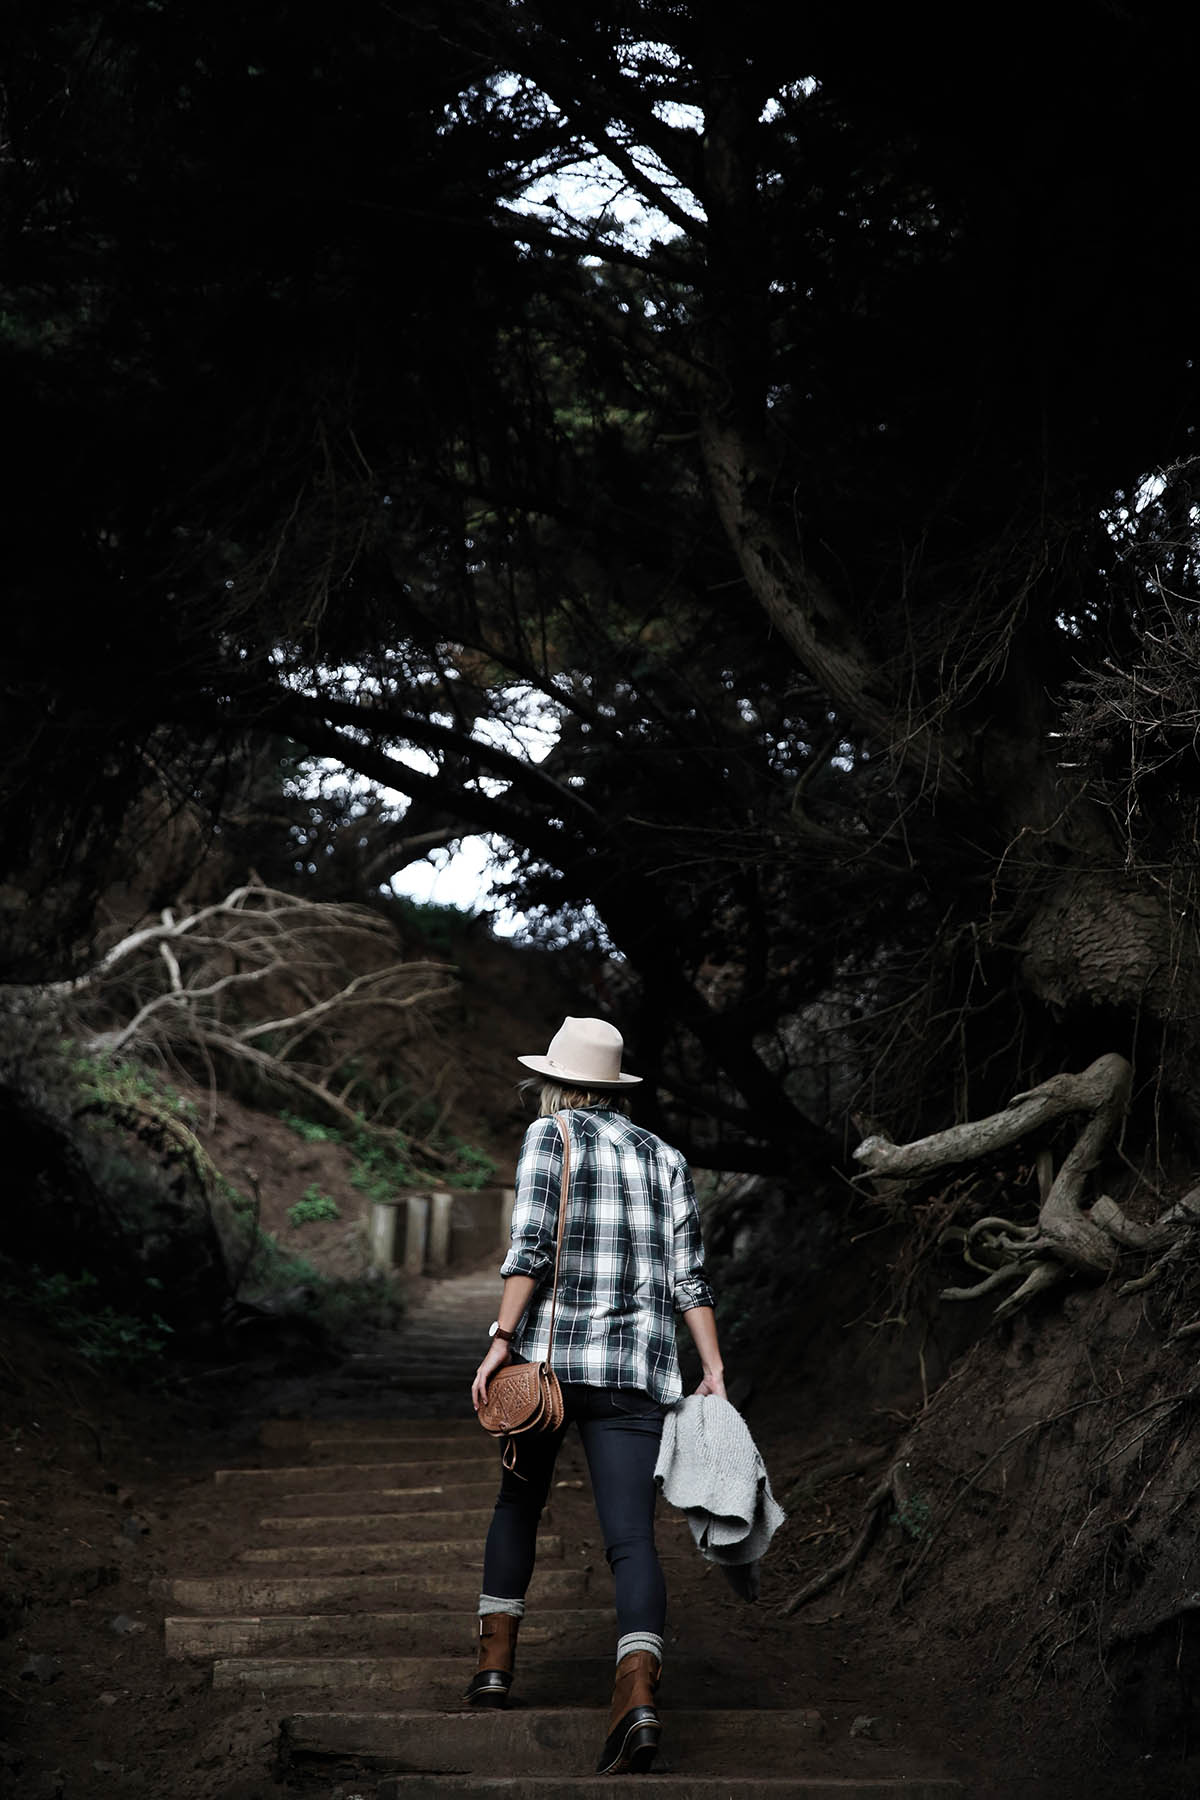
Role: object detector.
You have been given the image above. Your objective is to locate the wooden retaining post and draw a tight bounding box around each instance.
[403,1196,430,1275]
[368,1200,398,1273]
[427,1192,453,1271]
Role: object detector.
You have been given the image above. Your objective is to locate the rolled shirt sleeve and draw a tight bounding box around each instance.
[670,1155,715,1312]
[500,1116,565,1283]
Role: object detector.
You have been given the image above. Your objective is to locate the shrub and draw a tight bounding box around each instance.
[278,1110,341,1145]
[0,1266,172,1375]
[288,1187,341,1226]
[281,1108,496,1195]
[239,1232,404,1337]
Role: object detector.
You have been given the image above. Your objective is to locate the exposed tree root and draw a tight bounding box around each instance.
[785,1395,1116,1617]
[854,1053,1138,1317]
[787,1060,1200,1622]
[784,1456,915,1615]
[939,1261,1028,1301]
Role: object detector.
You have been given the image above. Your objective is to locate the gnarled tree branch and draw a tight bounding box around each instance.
[854,1054,1134,1312]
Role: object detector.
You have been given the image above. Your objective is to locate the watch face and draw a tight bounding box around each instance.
[488,1321,499,1337]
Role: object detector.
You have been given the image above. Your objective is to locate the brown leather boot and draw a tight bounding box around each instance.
[595,1649,661,1774]
[464,1612,520,1706]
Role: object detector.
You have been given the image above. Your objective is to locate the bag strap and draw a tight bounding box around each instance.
[542,1113,572,1358]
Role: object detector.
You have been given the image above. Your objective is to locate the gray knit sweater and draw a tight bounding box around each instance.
[653,1395,785,1600]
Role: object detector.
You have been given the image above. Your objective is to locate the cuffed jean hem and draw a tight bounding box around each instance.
[616,1630,664,1665]
[478,1593,526,1618]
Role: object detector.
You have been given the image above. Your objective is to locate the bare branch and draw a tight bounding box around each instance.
[62,878,459,1138]
[239,963,452,1043]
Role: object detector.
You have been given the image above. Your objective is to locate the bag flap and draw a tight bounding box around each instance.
[479,1362,548,1435]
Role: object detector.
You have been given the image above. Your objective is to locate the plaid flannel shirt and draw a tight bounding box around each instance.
[499,1107,715,1404]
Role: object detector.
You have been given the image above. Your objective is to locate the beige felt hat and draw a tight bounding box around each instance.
[517,1016,642,1088]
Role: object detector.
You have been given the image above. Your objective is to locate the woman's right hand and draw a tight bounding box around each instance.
[471,1338,512,1412]
[681,1305,725,1399]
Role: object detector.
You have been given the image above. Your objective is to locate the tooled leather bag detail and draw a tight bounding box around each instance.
[479,1362,558,1436]
[478,1116,571,1465]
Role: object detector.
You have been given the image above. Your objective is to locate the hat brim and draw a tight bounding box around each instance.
[517,1053,642,1087]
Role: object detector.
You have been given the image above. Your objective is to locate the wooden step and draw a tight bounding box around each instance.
[303,1435,483,1453]
[369,1782,964,1800]
[165,1566,587,1613]
[288,1445,495,1467]
[339,1367,477,1391]
[166,1606,614,1658]
[214,1460,496,1489]
[261,1418,482,1447]
[283,1706,833,1773]
[258,1505,496,1534]
[211,1653,795,1707]
[339,1358,480,1371]
[236,1536,561,1570]
[163,1399,976,1798]
[288,1392,476,1416]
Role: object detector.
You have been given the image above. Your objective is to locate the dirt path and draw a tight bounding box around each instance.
[153,1269,969,1797]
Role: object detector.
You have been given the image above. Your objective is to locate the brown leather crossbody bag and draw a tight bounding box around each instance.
[477,1114,570,1470]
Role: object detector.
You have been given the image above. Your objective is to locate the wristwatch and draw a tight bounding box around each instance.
[488,1321,513,1342]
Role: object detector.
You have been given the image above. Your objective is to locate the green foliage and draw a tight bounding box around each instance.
[280,1110,496,1194]
[346,1146,403,1203]
[346,1123,496,1197]
[218,1175,256,1217]
[0,1268,172,1375]
[241,1232,323,1291]
[71,1048,198,1121]
[278,1110,340,1144]
[444,1137,497,1190]
[240,1233,404,1336]
[891,1494,933,1544]
[288,1187,340,1225]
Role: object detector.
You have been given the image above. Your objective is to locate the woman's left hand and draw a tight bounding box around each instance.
[471,1339,512,1412]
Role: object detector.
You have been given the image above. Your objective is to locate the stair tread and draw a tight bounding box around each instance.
[238,1536,558,1563]
[282,1706,954,1780]
[211,1655,831,1705]
[164,1399,975,1794]
[258,1506,495,1529]
[236,1541,489,1556]
[371,1784,964,1798]
[167,1568,586,1610]
[165,1606,615,1658]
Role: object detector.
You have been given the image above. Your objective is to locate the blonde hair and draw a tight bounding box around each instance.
[538,1081,632,1118]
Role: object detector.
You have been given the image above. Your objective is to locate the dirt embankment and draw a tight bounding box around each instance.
[6,917,1200,1796]
[7,1216,1200,1800]
[0,917,596,1796]
[6,1271,1196,1800]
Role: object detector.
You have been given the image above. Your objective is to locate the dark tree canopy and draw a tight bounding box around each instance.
[5,1,1200,1172]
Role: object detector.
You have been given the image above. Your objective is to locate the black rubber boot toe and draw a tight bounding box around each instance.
[465,1667,513,1706]
[595,1703,661,1774]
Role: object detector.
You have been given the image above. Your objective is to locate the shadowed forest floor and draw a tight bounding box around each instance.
[2,925,1194,1799]
[2,1256,1191,1800]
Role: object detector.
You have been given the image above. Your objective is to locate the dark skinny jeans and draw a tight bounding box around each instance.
[481,1382,666,1638]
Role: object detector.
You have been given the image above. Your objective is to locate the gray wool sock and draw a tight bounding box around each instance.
[616,1630,664,1665]
[478,1593,525,1619]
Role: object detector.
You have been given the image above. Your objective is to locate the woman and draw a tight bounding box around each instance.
[469,1016,726,1776]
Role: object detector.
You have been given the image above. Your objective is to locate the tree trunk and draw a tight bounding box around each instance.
[1020,870,1200,1134]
